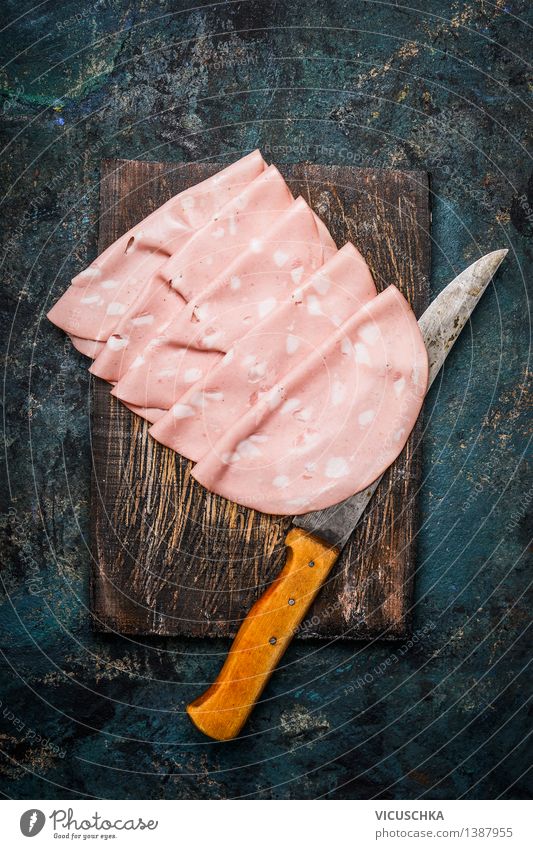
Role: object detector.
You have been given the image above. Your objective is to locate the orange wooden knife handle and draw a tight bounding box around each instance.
[186,527,339,740]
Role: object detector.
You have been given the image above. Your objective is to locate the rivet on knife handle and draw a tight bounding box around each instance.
[186,527,339,741]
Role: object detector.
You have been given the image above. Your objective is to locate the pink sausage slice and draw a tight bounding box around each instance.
[69,335,105,358]
[166,165,294,303]
[89,165,294,383]
[146,196,338,353]
[149,242,377,462]
[190,286,428,515]
[47,150,267,342]
[111,197,337,411]
[121,402,166,424]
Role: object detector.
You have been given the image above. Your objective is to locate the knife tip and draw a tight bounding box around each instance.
[476,248,508,278]
[488,247,509,263]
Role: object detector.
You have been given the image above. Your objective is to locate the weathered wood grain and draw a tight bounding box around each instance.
[90,158,430,639]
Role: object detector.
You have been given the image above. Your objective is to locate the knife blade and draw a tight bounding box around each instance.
[187,249,508,740]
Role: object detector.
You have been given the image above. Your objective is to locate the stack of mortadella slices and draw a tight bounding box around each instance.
[48,150,428,515]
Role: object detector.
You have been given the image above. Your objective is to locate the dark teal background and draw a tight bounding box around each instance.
[1,0,531,799]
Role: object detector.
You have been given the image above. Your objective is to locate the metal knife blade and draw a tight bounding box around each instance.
[295,249,508,547]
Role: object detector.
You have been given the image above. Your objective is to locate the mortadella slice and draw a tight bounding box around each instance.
[144,196,338,353]
[69,335,105,358]
[111,197,337,411]
[149,242,377,461]
[89,165,294,383]
[47,150,267,342]
[190,285,428,515]
[122,402,166,424]
[166,165,295,303]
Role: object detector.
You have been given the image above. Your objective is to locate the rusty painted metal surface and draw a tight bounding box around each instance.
[1,0,531,799]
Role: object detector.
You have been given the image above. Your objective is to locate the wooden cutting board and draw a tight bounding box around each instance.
[90,158,430,640]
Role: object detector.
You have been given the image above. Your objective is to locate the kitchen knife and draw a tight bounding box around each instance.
[187,249,508,740]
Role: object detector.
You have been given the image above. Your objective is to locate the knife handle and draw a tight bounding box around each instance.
[186,527,339,740]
